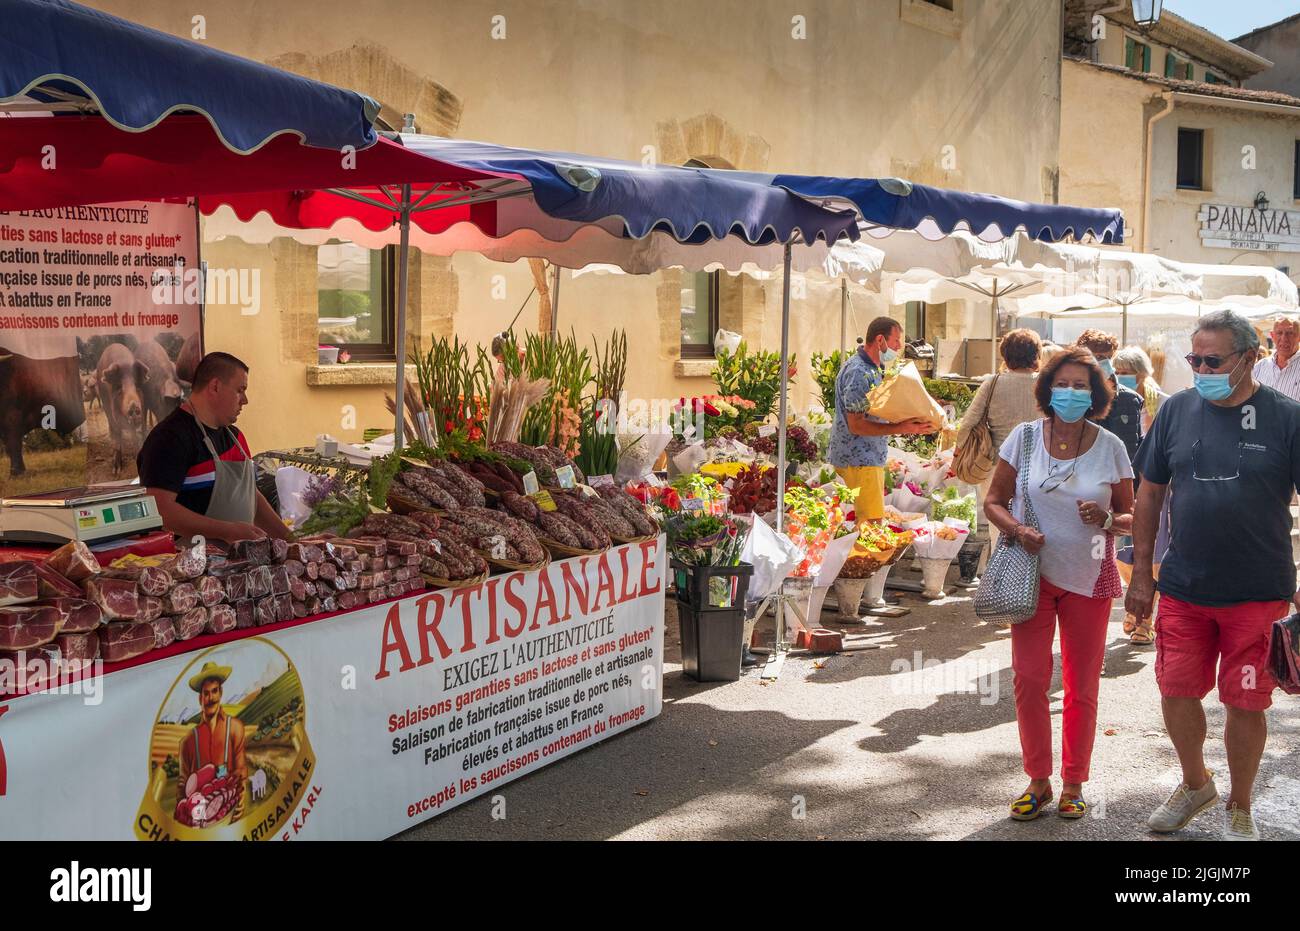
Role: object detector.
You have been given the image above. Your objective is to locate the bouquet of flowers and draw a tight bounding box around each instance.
[930,485,977,529]
[783,484,852,577]
[745,423,819,463]
[665,512,750,567]
[910,521,967,560]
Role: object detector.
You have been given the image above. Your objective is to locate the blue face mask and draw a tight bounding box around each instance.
[1050,387,1093,423]
[1116,374,1138,390]
[880,346,899,365]
[1193,354,1245,402]
[1097,357,1115,378]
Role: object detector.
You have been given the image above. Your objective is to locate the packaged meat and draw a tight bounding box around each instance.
[103,564,172,597]
[137,595,164,624]
[302,580,318,598]
[340,571,359,590]
[289,576,307,601]
[282,559,306,578]
[247,565,273,599]
[206,604,237,635]
[271,538,290,563]
[164,582,199,615]
[99,621,155,662]
[386,583,403,600]
[0,644,62,693]
[408,577,427,593]
[368,588,386,604]
[45,540,100,582]
[0,603,61,647]
[233,600,255,630]
[317,562,338,582]
[290,600,309,618]
[394,567,414,582]
[36,598,102,634]
[255,597,278,626]
[391,540,418,557]
[197,575,226,608]
[164,542,207,580]
[230,538,272,565]
[337,591,359,611]
[56,630,100,663]
[319,595,337,613]
[367,557,386,573]
[34,562,83,599]
[286,543,324,564]
[304,561,319,581]
[404,554,422,567]
[274,594,293,622]
[150,617,177,649]
[173,607,207,641]
[270,565,290,596]
[222,572,249,602]
[0,561,40,606]
[305,596,322,615]
[329,543,358,561]
[385,554,401,570]
[84,576,140,620]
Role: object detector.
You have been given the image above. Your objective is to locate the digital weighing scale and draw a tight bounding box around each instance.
[0,485,162,545]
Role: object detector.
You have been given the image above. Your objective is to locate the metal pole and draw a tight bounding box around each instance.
[1121,299,1129,345]
[394,182,412,450]
[551,265,561,337]
[990,280,1000,377]
[774,243,793,653]
[840,277,848,356]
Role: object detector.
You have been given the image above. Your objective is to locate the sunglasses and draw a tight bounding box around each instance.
[1184,350,1241,370]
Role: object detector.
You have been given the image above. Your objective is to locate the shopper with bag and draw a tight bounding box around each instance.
[829,316,933,526]
[1127,310,1300,841]
[953,328,1042,543]
[982,347,1134,822]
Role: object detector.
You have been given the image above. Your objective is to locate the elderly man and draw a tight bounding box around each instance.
[1253,315,1300,402]
[1127,309,1300,841]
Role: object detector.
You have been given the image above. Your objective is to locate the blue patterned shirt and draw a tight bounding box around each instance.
[829,348,889,468]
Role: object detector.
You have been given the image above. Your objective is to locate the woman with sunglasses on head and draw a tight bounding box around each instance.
[984,347,1135,823]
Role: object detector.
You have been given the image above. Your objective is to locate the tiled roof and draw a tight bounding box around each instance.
[1068,57,1300,110]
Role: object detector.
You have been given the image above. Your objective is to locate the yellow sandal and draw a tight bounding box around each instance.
[1058,796,1088,819]
[1009,790,1053,821]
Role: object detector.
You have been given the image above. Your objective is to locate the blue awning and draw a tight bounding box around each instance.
[762,174,1125,244]
[397,137,862,246]
[0,0,379,153]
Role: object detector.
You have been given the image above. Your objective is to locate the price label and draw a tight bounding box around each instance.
[530,490,558,512]
[555,465,576,489]
[578,483,600,499]
[401,456,433,469]
[522,470,540,495]
[683,497,707,512]
[759,424,776,437]
[429,539,442,555]
[588,474,615,488]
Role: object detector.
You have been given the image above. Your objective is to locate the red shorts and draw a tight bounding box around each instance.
[1155,594,1288,711]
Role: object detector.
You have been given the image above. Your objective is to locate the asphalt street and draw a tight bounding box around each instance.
[398,565,1300,841]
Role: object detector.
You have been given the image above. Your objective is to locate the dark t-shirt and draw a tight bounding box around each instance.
[1134,385,1300,606]
[1100,384,1145,464]
[137,407,252,517]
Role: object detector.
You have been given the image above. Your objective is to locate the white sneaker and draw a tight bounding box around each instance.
[1223,805,1260,841]
[1148,773,1219,833]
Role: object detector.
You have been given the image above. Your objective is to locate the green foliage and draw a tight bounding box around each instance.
[810,350,847,411]
[712,341,791,421]
[923,377,975,419]
[410,335,493,442]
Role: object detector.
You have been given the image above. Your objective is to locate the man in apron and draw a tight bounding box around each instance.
[178,661,247,823]
[138,352,291,545]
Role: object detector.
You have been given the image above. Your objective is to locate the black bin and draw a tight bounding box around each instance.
[672,560,753,683]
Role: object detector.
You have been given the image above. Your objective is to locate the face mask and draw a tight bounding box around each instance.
[880,346,899,365]
[1097,357,1115,378]
[1049,387,1093,423]
[1116,374,1138,390]
[1193,354,1246,402]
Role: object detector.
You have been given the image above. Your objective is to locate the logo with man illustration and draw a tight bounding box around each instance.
[135,639,316,841]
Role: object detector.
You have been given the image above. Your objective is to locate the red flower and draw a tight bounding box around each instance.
[703,402,721,417]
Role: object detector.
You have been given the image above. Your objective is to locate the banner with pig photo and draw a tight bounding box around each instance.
[0,200,201,495]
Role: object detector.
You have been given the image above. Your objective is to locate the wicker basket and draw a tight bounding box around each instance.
[609,532,660,546]
[387,491,447,517]
[485,553,550,574]
[421,569,489,590]
[538,537,606,558]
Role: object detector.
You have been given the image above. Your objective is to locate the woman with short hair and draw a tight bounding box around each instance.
[983,346,1135,822]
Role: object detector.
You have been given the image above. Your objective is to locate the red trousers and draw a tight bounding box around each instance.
[1011,578,1112,784]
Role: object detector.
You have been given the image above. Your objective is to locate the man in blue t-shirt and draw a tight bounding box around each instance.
[1128,310,1300,842]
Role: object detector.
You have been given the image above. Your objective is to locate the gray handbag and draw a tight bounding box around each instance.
[974,421,1041,625]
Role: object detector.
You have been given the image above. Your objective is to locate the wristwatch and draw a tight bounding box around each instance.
[1101,511,1114,531]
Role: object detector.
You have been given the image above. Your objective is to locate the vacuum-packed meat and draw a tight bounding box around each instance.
[0,561,39,606]
[164,582,199,615]
[45,540,100,582]
[197,575,226,607]
[172,607,207,641]
[56,630,100,662]
[137,595,164,623]
[0,604,62,650]
[254,597,277,626]
[36,598,102,633]
[222,572,249,602]
[233,600,255,630]
[99,621,155,662]
[270,565,290,596]
[270,538,290,563]
[150,616,177,649]
[282,559,306,578]
[206,604,237,634]
[247,565,273,599]
[84,576,140,619]
[230,538,272,565]
[164,542,207,580]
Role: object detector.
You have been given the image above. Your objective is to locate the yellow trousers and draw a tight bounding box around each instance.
[837,465,885,525]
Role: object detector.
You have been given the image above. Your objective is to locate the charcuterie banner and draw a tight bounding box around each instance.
[0,200,201,493]
[0,540,666,840]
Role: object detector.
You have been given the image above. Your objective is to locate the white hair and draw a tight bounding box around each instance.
[1112,346,1153,377]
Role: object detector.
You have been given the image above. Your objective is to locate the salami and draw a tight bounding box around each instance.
[172,608,207,641]
[348,537,388,557]
[247,566,273,599]
[150,617,177,649]
[282,559,306,578]
[271,538,290,563]
[289,576,307,601]
[337,591,359,611]
[197,575,226,607]
[222,572,249,602]
[137,595,165,624]
[164,582,199,615]
[270,565,291,596]
[56,630,100,663]
[286,543,324,564]
[164,542,207,580]
[230,538,272,565]
[36,598,102,633]
[254,597,277,626]
[233,600,256,630]
[291,600,309,618]
[99,621,154,662]
[206,604,237,634]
